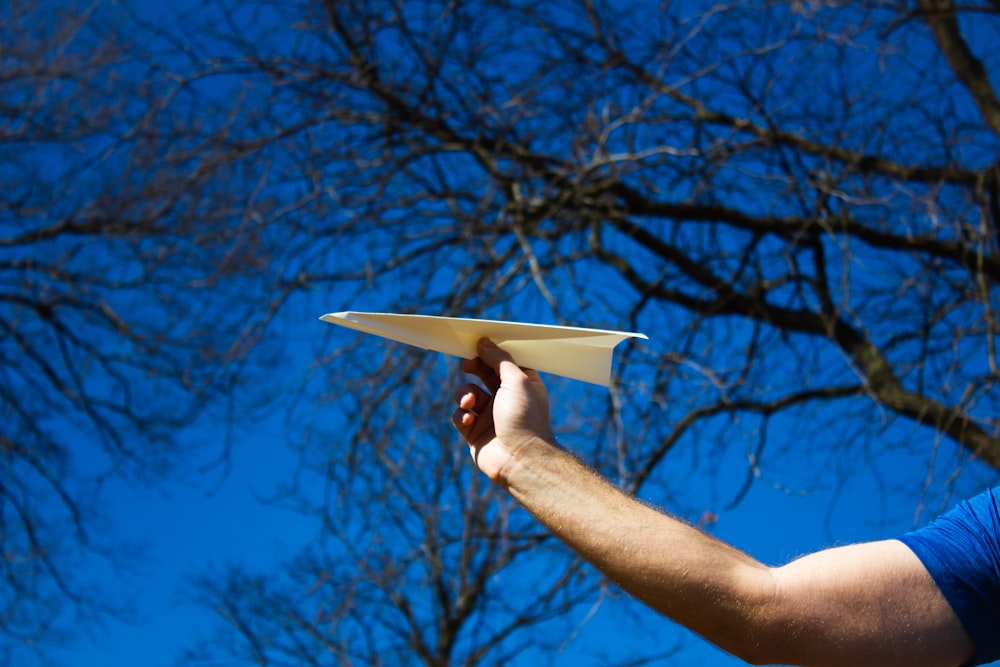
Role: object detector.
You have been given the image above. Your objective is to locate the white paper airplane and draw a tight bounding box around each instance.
[319,311,647,386]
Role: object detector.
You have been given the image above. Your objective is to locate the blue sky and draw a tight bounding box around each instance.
[53,320,997,666]
[11,1,1000,665]
[59,421,995,667]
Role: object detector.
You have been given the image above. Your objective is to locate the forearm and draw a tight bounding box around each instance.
[455,341,972,667]
[500,438,974,667]
[500,437,776,661]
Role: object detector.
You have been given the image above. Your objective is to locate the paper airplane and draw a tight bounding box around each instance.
[319,311,647,386]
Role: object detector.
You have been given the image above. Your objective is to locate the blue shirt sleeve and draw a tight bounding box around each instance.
[898,487,1000,666]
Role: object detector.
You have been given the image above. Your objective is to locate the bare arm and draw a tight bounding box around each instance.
[452,339,974,667]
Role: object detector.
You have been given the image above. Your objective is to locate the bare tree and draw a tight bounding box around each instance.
[1,1,291,661]
[173,0,1000,663]
[184,0,1000,481]
[174,0,998,458]
[7,0,1000,664]
[184,353,687,666]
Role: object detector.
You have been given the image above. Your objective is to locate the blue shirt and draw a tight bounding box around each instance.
[899,488,1000,665]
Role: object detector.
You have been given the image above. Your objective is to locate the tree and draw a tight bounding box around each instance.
[163,0,1000,664]
[177,0,1000,473]
[7,0,1000,664]
[1,1,289,661]
[184,355,687,667]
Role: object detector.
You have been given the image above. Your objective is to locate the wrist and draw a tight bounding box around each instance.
[494,434,562,492]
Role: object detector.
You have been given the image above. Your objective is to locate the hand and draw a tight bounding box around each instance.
[452,338,556,484]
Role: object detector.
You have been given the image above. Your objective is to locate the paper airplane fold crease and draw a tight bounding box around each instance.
[319,311,647,386]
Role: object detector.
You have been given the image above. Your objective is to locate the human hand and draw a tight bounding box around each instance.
[452,338,556,484]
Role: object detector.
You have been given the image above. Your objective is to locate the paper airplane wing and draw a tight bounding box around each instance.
[319,311,647,386]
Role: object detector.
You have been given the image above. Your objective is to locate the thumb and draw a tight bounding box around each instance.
[476,338,526,382]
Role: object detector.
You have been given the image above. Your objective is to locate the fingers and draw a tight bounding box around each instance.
[461,356,500,394]
[452,406,476,430]
[451,382,491,433]
[472,338,527,385]
[455,382,491,414]
[460,338,516,394]
[454,339,530,438]
[458,338,538,401]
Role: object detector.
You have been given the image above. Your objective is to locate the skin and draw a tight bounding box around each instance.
[452,338,976,667]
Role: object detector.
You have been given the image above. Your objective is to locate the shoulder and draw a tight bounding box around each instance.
[899,487,1000,665]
